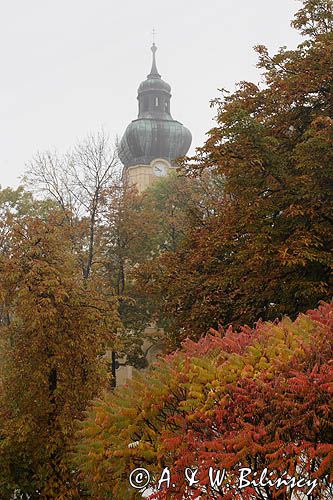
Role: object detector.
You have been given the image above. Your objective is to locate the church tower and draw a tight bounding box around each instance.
[119,44,192,193]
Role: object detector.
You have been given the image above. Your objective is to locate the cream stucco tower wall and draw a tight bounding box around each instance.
[124,158,172,194]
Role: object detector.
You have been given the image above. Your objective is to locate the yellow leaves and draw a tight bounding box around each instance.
[188,390,205,401]
[240,364,255,378]
[211,379,222,388]
[0,214,120,496]
[257,356,270,371]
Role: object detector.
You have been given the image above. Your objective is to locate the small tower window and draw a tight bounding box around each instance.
[155,97,159,107]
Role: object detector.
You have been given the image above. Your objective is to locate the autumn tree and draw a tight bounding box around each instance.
[74,301,333,499]
[0,185,56,253]
[25,133,125,385]
[25,130,224,369]
[26,130,120,280]
[101,171,224,368]
[136,0,333,345]
[0,212,120,498]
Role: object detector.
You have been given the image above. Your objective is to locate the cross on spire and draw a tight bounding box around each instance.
[148,29,160,78]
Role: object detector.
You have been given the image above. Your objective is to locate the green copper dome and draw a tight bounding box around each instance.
[119,44,192,168]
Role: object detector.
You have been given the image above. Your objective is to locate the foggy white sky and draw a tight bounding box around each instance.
[0,0,302,188]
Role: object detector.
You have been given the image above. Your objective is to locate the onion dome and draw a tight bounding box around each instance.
[119,44,192,168]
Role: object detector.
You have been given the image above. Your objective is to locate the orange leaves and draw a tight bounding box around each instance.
[75,302,333,499]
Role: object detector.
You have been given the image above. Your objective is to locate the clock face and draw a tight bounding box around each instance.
[153,162,167,177]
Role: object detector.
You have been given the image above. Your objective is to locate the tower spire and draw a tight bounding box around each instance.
[148,41,161,79]
[118,43,192,174]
